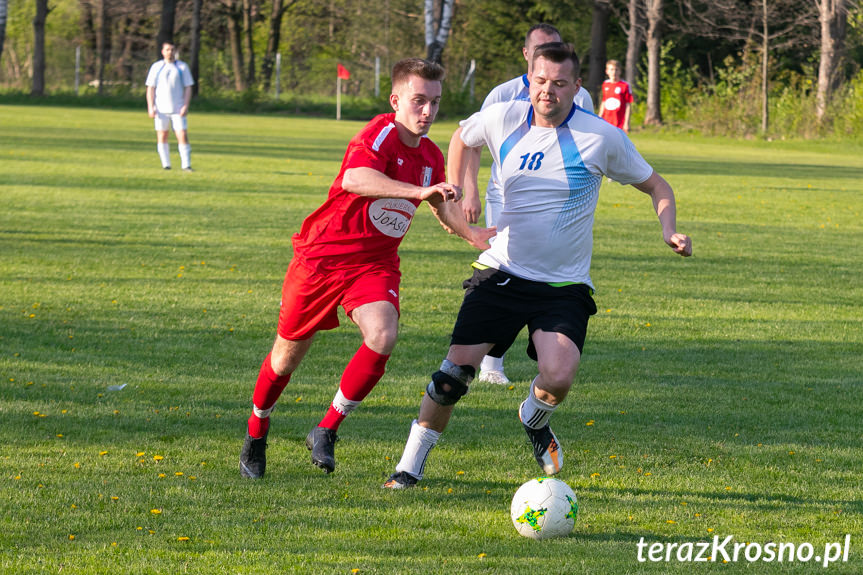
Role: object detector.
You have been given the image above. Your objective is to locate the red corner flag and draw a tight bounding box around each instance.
[337,63,351,80]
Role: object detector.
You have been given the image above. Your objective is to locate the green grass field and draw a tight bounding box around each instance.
[1,104,861,574]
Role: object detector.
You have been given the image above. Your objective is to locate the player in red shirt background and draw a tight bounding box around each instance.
[598,59,633,132]
[239,58,495,479]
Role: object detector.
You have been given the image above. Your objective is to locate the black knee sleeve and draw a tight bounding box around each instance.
[426,360,475,406]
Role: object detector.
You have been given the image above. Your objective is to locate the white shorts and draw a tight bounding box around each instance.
[154,112,187,132]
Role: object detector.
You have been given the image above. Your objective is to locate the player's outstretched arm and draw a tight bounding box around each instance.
[632,171,693,257]
[342,167,460,202]
[427,197,496,251]
[457,146,483,224]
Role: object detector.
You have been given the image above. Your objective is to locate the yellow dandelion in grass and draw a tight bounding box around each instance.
[99,451,108,456]
[175,472,184,477]
[447,488,454,494]
[149,530,155,534]
[456,470,465,476]
[111,542,118,547]
[56,434,63,438]
[14,475,21,480]
[188,476,197,481]
[478,553,487,559]
[68,534,76,540]
[33,411,41,417]
[71,504,77,509]
[666,520,677,524]
[74,462,81,469]
[153,455,164,461]
[351,570,360,574]
[609,455,617,459]
[136,452,145,457]
[136,527,143,531]
[644,472,652,476]
[295,396,302,403]
[707,528,714,533]
[590,473,600,478]
[150,509,162,515]
[111,496,119,501]
[177,536,190,542]
[158,473,166,478]
[586,420,595,426]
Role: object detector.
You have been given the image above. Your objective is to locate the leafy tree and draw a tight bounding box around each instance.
[32,0,51,95]
[425,0,454,64]
[0,0,8,66]
[643,0,663,125]
[816,0,851,122]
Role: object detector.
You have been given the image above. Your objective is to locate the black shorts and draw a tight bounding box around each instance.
[450,267,597,359]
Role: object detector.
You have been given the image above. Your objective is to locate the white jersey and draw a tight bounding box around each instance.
[480,75,595,215]
[145,59,194,115]
[459,100,653,287]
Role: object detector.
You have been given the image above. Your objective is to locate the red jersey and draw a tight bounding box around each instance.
[600,80,633,129]
[291,113,445,270]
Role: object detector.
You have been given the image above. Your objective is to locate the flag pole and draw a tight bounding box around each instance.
[337,76,342,121]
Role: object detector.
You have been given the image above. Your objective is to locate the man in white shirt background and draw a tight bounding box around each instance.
[146,42,195,171]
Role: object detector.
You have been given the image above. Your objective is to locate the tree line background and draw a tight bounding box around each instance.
[0,0,861,138]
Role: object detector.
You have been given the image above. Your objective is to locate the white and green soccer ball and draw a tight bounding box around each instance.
[510,477,578,539]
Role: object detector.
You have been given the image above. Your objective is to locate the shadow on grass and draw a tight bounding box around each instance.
[648,156,863,181]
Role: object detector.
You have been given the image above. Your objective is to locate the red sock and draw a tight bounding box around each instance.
[247,353,292,438]
[319,344,389,431]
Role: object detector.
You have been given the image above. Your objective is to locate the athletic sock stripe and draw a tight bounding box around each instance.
[526,409,551,428]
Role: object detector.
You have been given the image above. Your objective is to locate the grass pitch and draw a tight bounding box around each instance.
[1,105,861,574]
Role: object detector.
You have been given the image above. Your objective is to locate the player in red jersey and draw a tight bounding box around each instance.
[598,60,633,132]
[239,58,495,479]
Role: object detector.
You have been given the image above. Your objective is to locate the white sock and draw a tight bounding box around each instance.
[178,144,191,169]
[519,378,557,429]
[395,419,440,480]
[157,143,171,168]
[331,388,361,417]
[480,354,505,372]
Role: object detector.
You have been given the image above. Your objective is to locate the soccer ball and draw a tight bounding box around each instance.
[510,477,578,539]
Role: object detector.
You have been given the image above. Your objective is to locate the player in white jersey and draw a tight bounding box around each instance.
[385,43,692,489]
[146,42,195,171]
[461,23,594,385]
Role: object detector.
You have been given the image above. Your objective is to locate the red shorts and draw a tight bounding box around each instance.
[276,257,401,340]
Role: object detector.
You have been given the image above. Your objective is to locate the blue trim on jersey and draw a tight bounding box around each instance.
[498,111,532,165]
[552,119,601,233]
[514,74,530,101]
